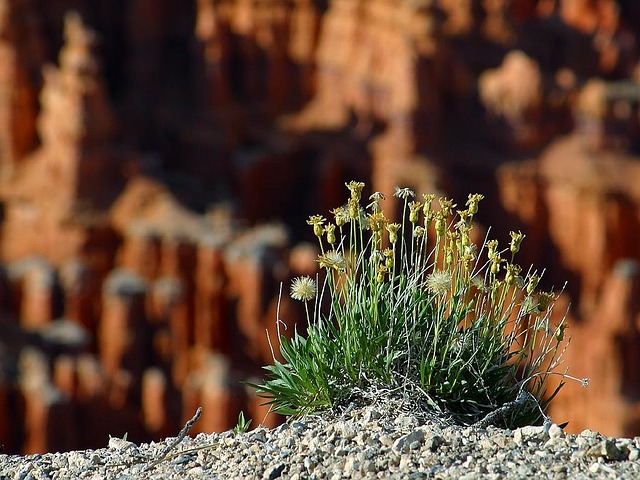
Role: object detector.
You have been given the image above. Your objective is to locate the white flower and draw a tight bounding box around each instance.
[290,276,317,302]
[316,250,346,272]
[426,271,452,295]
[393,186,415,199]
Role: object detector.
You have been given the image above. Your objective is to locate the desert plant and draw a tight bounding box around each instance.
[232,411,252,435]
[254,182,587,428]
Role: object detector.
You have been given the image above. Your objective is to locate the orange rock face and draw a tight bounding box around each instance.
[0,0,639,453]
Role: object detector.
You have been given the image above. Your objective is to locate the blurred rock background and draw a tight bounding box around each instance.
[0,0,639,453]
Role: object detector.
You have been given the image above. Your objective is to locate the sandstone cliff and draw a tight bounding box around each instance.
[0,0,639,453]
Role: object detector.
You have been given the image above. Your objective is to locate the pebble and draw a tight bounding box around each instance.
[1,401,640,479]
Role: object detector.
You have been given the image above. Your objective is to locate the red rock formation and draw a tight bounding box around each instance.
[197,354,244,433]
[7,257,55,330]
[151,277,190,385]
[19,348,77,454]
[0,0,47,171]
[59,258,99,330]
[121,0,167,148]
[479,50,546,149]
[498,108,640,434]
[195,0,232,111]
[549,260,640,436]
[0,0,640,454]
[194,238,230,353]
[141,367,175,438]
[0,11,125,266]
[99,269,148,379]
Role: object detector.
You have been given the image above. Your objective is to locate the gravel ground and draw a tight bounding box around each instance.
[1,401,640,479]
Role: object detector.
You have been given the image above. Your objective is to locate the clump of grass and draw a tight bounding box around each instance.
[254,182,587,428]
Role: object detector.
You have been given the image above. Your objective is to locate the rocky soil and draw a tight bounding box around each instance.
[1,401,640,479]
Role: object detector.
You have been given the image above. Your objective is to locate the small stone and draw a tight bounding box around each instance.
[548,424,565,440]
[172,455,192,465]
[392,429,424,453]
[513,425,547,446]
[262,463,285,480]
[589,462,616,475]
[361,459,376,473]
[343,457,359,475]
[379,434,394,447]
[628,448,640,461]
[107,436,137,451]
[576,436,592,451]
[250,431,267,443]
[602,438,625,461]
[399,454,413,470]
[578,429,600,440]
[363,408,381,424]
[305,456,318,471]
[425,434,444,451]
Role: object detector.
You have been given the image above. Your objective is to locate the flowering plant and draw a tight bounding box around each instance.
[254,182,586,427]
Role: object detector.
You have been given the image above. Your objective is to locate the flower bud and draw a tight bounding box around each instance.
[510,231,525,254]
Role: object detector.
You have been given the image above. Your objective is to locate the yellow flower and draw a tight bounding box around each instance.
[346,181,365,201]
[317,250,346,272]
[290,276,317,302]
[383,248,394,268]
[457,210,472,229]
[307,215,326,237]
[463,253,475,272]
[386,223,401,243]
[490,255,504,274]
[367,211,388,232]
[426,271,452,295]
[409,201,422,224]
[325,224,337,244]
[433,211,446,236]
[413,226,426,237]
[347,198,360,220]
[505,264,522,285]
[438,197,456,217]
[447,230,459,251]
[486,240,499,259]
[422,194,435,215]
[509,231,525,254]
[466,193,484,216]
[462,244,477,272]
[459,230,470,248]
[331,206,349,227]
[536,291,555,312]
[375,265,388,283]
[445,248,454,266]
[526,274,539,295]
[554,323,567,341]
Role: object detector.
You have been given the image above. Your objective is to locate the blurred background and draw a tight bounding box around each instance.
[0,0,639,454]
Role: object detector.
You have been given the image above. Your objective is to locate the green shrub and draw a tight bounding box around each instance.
[253,182,587,428]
